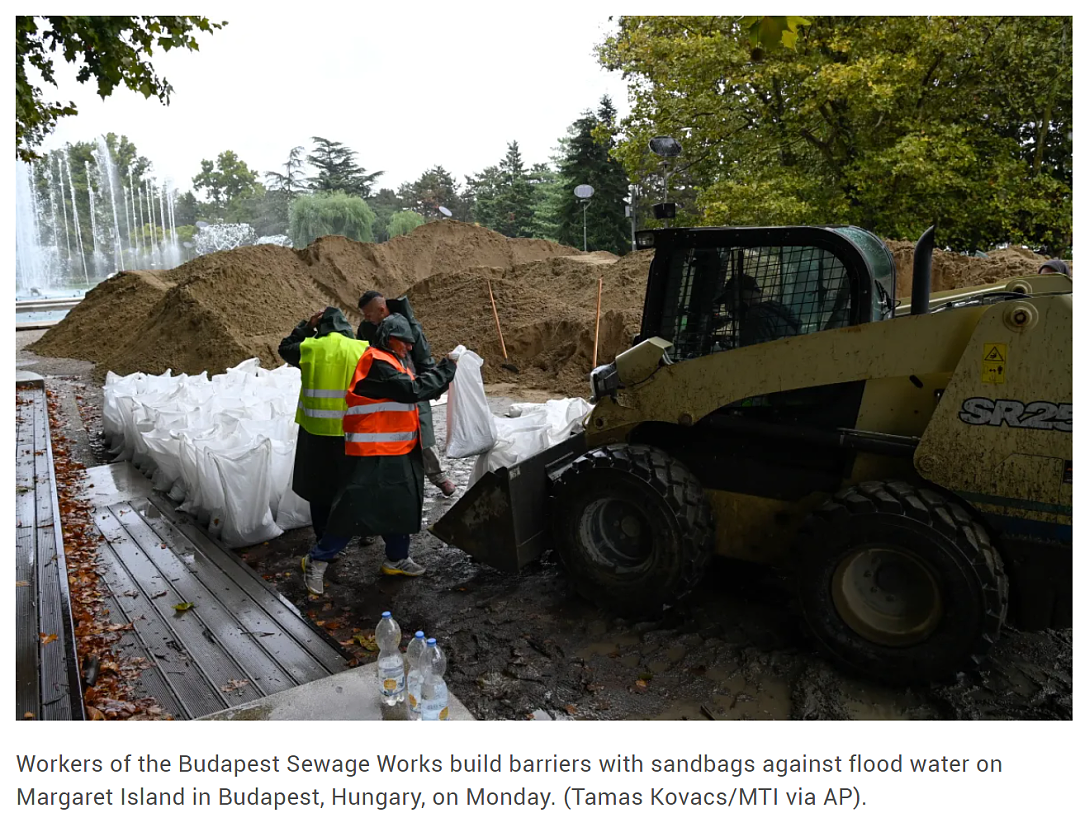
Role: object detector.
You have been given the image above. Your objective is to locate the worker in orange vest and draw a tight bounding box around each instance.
[301,314,457,595]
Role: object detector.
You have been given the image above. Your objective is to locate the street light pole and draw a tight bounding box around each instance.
[573,183,595,253]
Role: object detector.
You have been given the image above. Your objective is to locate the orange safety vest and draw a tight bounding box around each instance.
[343,347,420,456]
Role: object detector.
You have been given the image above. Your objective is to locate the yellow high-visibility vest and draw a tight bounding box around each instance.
[295,333,369,436]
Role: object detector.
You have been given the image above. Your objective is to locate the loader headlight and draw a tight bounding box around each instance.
[590,362,623,401]
[635,231,655,249]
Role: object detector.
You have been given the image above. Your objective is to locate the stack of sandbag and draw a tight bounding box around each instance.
[467,397,591,487]
[102,358,310,547]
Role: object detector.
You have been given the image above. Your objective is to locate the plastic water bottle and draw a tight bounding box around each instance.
[375,612,404,706]
[405,631,426,719]
[420,637,449,721]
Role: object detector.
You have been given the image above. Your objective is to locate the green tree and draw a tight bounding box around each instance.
[367,187,405,243]
[529,162,565,243]
[308,136,383,198]
[599,16,1072,253]
[16,16,225,161]
[174,190,200,225]
[264,145,308,200]
[192,150,259,219]
[468,142,539,238]
[399,166,462,220]
[556,96,631,253]
[289,191,375,247]
[465,165,502,229]
[388,210,425,238]
[263,146,308,235]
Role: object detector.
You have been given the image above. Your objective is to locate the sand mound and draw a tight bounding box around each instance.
[888,240,1049,297]
[32,218,1058,397]
[404,251,652,394]
[31,220,583,380]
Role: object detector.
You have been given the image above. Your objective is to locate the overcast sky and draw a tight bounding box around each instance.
[36,10,631,194]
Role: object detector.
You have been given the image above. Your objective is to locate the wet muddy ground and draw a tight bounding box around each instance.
[18,331,1072,721]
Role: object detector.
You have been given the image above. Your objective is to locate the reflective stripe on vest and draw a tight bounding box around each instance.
[343,347,420,456]
[295,333,369,436]
[344,431,419,443]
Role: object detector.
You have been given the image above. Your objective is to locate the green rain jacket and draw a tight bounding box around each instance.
[324,317,456,537]
[358,296,438,449]
[279,308,359,507]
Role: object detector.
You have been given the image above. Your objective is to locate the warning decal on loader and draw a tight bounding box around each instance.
[981,343,1008,384]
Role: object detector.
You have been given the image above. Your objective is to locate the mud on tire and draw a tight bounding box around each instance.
[798,480,1008,684]
[551,444,714,615]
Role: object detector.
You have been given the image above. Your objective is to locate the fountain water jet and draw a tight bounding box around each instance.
[96,135,126,272]
[15,162,51,293]
[65,152,89,284]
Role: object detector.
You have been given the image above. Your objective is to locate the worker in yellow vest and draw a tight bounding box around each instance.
[301,314,457,595]
[278,307,369,551]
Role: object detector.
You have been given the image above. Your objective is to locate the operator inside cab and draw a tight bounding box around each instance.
[721,273,801,347]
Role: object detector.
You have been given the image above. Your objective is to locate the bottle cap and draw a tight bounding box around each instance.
[415,631,424,638]
[381,611,391,618]
[426,637,436,645]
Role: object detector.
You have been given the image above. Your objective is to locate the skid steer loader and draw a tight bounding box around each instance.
[432,225,1072,683]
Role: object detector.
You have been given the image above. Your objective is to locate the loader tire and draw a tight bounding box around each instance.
[551,444,714,615]
[798,480,1008,685]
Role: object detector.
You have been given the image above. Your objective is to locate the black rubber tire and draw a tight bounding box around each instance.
[798,480,1008,684]
[551,444,714,615]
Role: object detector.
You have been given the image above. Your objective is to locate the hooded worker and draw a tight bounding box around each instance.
[301,313,457,595]
[358,290,457,496]
[1037,259,1071,278]
[278,306,370,547]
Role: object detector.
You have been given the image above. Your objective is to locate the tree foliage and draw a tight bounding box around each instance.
[388,210,425,238]
[467,141,540,238]
[192,150,259,219]
[398,166,464,220]
[556,96,631,253]
[308,137,383,198]
[599,16,1072,253]
[289,191,375,247]
[16,16,225,161]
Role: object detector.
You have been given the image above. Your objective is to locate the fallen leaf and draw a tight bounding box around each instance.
[23,712,35,720]
[173,602,194,613]
[40,633,59,645]
[635,680,648,690]
[16,580,29,587]
[150,591,167,599]
[352,632,378,651]
[221,679,250,693]
[86,706,106,721]
[564,704,578,715]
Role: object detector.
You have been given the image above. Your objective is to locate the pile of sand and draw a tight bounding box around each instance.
[888,240,1049,297]
[404,252,651,394]
[32,220,1061,396]
[31,221,582,381]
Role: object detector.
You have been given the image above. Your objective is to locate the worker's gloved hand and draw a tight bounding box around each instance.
[447,344,467,362]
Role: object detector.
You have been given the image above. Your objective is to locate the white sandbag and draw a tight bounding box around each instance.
[469,413,550,487]
[469,399,592,486]
[212,437,283,547]
[276,486,312,531]
[445,346,498,458]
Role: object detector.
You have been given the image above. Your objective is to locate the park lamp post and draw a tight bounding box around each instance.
[574,184,594,251]
[648,136,682,221]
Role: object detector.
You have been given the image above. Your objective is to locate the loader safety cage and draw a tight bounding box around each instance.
[634,226,896,361]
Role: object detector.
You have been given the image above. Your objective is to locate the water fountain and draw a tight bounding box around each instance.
[16,136,190,296]
[96,135,126,272]
[15,162,51,294]
[65,151,90,285]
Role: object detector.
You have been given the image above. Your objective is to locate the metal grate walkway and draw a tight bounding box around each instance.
[87,466,349,719]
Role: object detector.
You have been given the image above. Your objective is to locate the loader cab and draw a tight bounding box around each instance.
[635,226,895,360]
